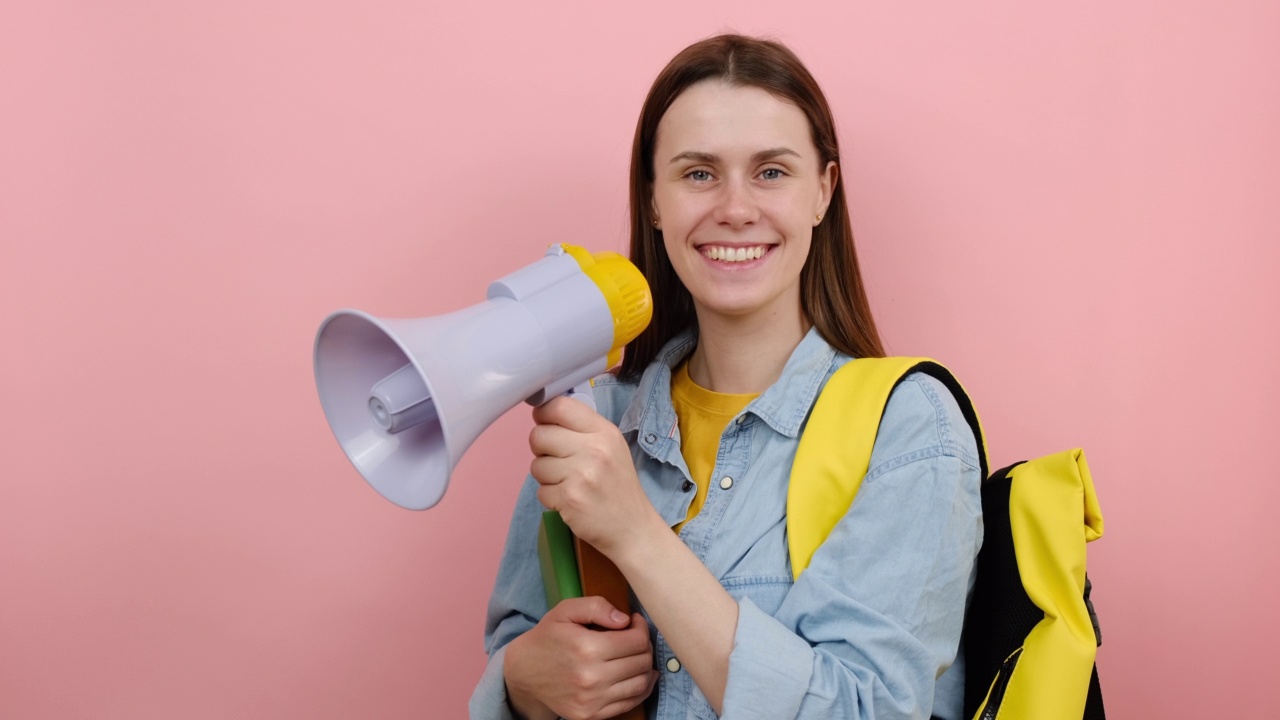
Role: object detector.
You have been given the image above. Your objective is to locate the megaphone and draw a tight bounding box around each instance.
[313,244,653,510]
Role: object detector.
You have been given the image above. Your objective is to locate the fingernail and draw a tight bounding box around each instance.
[610,610,627,624]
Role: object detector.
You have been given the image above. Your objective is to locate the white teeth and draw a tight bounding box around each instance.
[702,245,767,263]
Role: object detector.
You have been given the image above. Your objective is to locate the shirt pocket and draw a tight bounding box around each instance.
[722,575,793,619]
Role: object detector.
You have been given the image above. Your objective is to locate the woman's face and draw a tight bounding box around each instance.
[651,81,835,327]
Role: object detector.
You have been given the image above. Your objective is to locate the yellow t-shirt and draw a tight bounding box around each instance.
[670,362,758,533]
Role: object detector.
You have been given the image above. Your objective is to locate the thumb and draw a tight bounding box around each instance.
[550,596,630,630]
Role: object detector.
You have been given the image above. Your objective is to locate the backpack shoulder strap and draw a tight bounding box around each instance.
[788,357,989,581]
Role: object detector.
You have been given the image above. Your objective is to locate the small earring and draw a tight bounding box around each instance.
[652,218,660,228]
[815,213,823,223]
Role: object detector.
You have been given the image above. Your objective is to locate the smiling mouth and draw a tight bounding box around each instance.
[700,245,770,263]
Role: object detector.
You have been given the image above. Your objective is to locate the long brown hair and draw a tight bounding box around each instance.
[619,34,884,380]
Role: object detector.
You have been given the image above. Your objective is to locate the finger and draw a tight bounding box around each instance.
[535,483,552,510]
[535,484,562,514]
[549,595,630,630]
[532,395,604,432]
[586,666,655,717]
[624,667,660,701]
[600,652,654,684]
[592,699,640,720]
[592,671,658,720]
[529,455,571,486]
[528,423,579,459]
[595,618,652,661]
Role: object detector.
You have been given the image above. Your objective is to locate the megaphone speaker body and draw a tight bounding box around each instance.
[314,245,650,510]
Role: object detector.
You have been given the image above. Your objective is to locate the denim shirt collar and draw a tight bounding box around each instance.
[617,325,841,446]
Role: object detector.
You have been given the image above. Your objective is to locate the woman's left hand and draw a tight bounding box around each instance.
[529,396,660,560]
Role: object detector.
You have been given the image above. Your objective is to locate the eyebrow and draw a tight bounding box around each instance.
[667,147,803,165]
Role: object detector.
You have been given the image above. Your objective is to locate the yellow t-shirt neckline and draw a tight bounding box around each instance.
[670,362,758,533]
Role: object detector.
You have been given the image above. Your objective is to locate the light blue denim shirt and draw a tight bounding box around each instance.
[471,328,983,720]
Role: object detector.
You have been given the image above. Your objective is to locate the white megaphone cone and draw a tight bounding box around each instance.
[314,244,652,510]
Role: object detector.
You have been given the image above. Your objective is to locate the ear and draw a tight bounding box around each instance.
[815,161,837,223]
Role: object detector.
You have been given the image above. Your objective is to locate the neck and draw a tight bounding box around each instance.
[686,308,810,394]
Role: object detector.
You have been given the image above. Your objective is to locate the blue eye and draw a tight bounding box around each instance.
[761,168,785,180]
[687,170,713,182]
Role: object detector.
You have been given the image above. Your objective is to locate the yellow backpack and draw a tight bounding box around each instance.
[789,358,1106,720]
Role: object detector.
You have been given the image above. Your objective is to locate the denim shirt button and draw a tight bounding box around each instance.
[681,480,694,493]
[666,657,681,673]
[735,415,747,425]
[719,476,734,490]
[645,433,658,444]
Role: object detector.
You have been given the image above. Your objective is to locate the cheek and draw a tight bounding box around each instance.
[652,186,676,217]
[767,196,820,235]
[662,234,693,270]
[656,200,691,230]
[654,187,716,228]
[662,235,702,288]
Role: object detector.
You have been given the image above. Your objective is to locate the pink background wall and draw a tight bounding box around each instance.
[3,1,1277,717]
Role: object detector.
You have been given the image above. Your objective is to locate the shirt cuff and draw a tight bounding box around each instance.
[722,597,814,718]
[469,643,516,720]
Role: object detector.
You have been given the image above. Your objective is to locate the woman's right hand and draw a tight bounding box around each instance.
[503,596,657,720]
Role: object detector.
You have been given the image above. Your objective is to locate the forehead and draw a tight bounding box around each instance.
[655,81,815,157]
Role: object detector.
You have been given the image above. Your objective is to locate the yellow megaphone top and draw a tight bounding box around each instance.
[559,244,653,369]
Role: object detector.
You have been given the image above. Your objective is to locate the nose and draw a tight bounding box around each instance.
[713,177,759,228]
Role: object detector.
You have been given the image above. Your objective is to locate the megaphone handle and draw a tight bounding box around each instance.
[572,533,647,720]
[557,383,631,612]
[563,380,597,411]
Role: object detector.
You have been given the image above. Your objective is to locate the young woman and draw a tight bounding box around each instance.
[471,34,983,720]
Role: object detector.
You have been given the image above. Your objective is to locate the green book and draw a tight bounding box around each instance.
[537,510,582,608]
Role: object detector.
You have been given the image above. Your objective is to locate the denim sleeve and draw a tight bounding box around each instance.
[722,373,984,720]
[469,473,548,720]
[470,643,516,720]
